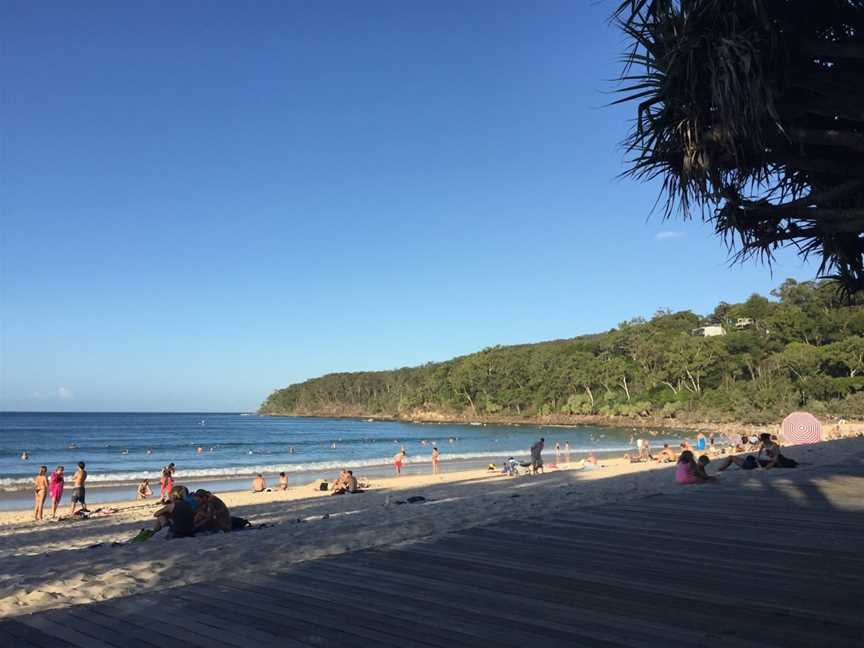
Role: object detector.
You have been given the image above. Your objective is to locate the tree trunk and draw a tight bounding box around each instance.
[620,376,631,401]
[661,381,679,395]
[463,391,477,415]
[584,385,595,409]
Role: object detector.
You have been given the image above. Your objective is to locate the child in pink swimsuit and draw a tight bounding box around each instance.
[675,451,703,485]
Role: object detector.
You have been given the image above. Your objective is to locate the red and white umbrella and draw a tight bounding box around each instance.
[781,411,822,444]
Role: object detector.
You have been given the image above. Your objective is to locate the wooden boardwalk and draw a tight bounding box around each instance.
[2,462,863,647]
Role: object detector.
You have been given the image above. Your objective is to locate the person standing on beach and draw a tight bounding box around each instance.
[530,438,545,474]
[49,466,64,518]
[34,466,48,521]
[431,447,440,475]
[564,441,571,465]
[69,461,87,515]
[554,442,561,466]
[394,448,407,476]
[279,472,289,491]
[160,463,175,502]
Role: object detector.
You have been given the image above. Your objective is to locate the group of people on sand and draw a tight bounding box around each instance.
[675,433,798,485]
[251,472,290,493]
[329,469,363,495]
[32,462,88,521]
[150,484,233,538]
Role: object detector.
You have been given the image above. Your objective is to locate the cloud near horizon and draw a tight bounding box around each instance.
[57,386,74,401]
[654,231,685,241]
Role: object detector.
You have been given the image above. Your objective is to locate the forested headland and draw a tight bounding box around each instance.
[260,280,864,424]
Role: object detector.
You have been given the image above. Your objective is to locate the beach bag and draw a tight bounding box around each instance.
[319,480,329,491]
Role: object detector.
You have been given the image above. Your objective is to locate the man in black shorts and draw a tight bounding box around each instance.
[69,461,88,515]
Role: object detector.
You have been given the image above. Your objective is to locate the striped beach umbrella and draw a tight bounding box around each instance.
[781,412,822,444]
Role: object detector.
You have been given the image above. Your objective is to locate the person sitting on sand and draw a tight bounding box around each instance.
[278,472,289,491]
[330,469,349,493]
[695,455,716,481]
[137,479,152,500]
[153,485,197,538]
[251,474,267,492]
[331,470,362,495]
[502,457,519,476]
[656,444,677,463]
[191,489,232,532]
[675,451,707,485]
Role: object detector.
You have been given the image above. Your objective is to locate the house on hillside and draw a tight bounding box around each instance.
[691,325,726,337]
[735,317,754,330]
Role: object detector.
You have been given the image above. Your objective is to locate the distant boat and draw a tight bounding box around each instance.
[470,422,482,426]
[367,418,374,422]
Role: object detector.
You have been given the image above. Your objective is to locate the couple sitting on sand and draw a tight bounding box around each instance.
[676,433,797,484]
[152,485,232,538]
[716,433,798,471]
[330,469,363,495]
[675,452,716,484]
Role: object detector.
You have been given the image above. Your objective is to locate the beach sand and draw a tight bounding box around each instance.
[1,436,862,618]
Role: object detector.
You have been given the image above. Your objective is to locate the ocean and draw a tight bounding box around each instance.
[0,412,681,509]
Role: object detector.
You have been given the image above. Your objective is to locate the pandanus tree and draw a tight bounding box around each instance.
[613,1,864,294]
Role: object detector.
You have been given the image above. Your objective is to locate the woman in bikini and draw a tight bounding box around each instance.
[34,466,48,520]
[431,447,440,475]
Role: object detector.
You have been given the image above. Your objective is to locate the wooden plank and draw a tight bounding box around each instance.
[305,554,748,648]
[86,604,195,648]
[280,557,633,648]
[107,593,286,646]
[405,537,864,630]
[224,571,478,648]
[32,609,135,648]
[186,581,406,647]
[0,619,64,648]
[16,613,118,648]
[349,547,861,648]
[462,520,864,571]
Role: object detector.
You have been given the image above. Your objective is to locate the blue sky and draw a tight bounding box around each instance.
[1,1,815,412]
